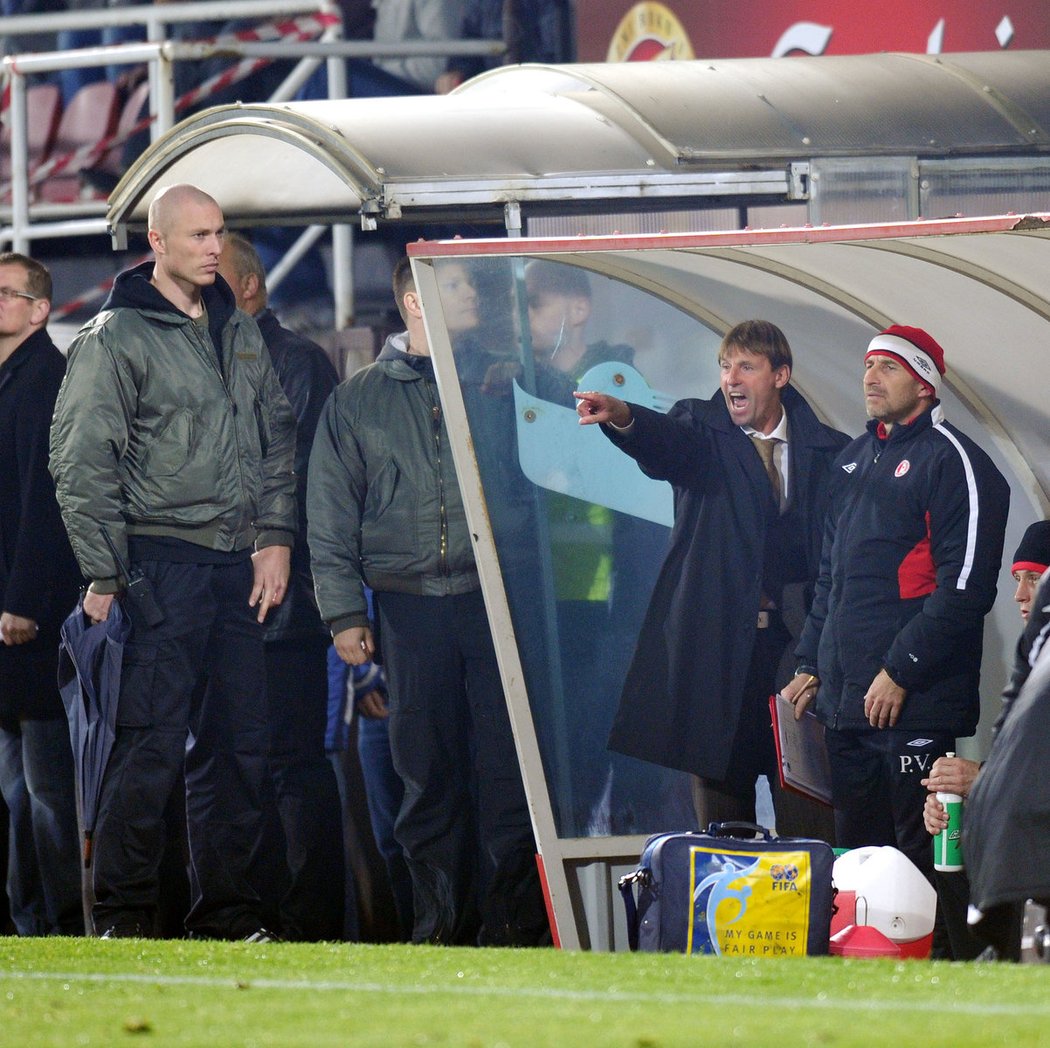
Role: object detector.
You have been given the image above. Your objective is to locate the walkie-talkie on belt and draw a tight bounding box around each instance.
[99,526,166,627]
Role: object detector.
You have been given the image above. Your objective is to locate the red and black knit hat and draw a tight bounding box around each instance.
[1012,520,1050,575]
[865,325,946,394]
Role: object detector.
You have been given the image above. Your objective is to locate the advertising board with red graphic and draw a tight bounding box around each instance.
[579,1,1050,63]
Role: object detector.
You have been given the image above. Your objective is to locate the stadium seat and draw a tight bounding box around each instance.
[37,81,119,203]
[99,80,151,180]
[0,82,62,189]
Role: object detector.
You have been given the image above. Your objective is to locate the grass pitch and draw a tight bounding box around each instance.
[2,937,1049,1047]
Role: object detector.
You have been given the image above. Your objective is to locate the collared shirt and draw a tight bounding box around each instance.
[612,400,790,499]
[743,408,790,503]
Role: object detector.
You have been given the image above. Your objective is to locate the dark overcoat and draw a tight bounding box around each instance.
[965,632,1050,912]
[253,308,338,642]
[605,385,849,779]
[0,328,83,724]
[964,574,1050,912]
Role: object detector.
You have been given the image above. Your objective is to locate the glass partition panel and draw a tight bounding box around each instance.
[428,254,721,839]
[808,157,916,225]
[919,158,1050,222]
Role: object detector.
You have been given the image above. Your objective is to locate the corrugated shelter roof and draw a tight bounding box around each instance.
[107,50,1050,237]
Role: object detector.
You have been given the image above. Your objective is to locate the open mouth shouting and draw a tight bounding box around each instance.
[727,391,749,416]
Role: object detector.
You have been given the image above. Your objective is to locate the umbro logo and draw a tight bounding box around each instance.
[907,738,934,748]
[842,462,858,473]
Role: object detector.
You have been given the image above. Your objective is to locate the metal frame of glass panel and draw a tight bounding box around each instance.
[410,253,729,947]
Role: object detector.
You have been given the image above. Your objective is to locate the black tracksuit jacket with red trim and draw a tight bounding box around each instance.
[796,402,1009,736]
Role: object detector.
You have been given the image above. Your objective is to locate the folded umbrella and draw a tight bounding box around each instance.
[58,599,131,869]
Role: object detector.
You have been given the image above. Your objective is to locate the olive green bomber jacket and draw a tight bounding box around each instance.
[49,265,297,590]
[306,333,480,637]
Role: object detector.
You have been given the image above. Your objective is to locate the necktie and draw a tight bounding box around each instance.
[750,434,782,508]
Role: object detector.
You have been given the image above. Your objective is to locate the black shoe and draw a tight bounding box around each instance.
[99,921,147,939]
[187,919,284,943]
[241,927,282,944]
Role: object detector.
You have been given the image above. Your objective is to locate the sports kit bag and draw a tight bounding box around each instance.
[619,821,834,956]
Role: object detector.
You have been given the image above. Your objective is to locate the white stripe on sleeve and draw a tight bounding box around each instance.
[933,423,978,591]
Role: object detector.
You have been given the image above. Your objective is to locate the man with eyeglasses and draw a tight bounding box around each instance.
[0,252,84,935]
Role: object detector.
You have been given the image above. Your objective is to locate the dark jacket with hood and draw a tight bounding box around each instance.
[796,402,1009,736]
[49,262,297,589]
[307,331,481,636]
[603,384,849,779]
[254,307,338,642]
[0,327,83,723]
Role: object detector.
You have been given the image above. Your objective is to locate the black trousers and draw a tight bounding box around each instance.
[377,589,548,946]
[262,637,345,940]
[824,726,955,879]
[966,894,1026,961]
[93,558,270,938]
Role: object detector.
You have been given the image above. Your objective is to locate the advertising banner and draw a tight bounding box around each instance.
[578,1,1050,62]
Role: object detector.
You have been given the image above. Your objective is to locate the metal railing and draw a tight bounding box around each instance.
[1,2,346,243]
[0,1,504,325]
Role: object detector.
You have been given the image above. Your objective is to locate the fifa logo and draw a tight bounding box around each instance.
[770,863,799,892]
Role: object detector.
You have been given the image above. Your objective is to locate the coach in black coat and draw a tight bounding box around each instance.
[576,321,849,835]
